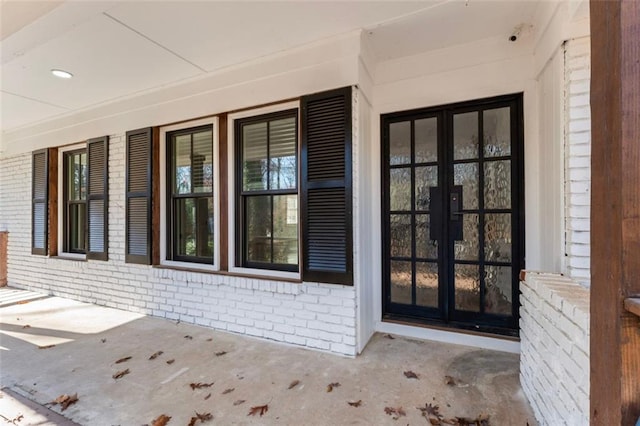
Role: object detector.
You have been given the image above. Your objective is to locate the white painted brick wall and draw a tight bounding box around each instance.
[520,271,590,425]
[564,37,591,285]
[0,130,358,356]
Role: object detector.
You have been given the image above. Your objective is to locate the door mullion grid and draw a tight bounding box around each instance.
[410,119,417,306]
[478,109,487,315]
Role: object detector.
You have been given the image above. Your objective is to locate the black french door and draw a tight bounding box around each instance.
[381,94,524,335]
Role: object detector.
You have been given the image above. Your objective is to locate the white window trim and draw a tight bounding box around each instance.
[160,117,220,272]
[228,101,301,281]
[57,143,88,260]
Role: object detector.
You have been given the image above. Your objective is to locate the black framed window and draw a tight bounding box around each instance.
[167,125,214,264]
[237,110,299,272]
[63,149,87,254]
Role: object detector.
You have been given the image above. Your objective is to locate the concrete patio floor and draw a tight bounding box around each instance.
[0,290,536,425]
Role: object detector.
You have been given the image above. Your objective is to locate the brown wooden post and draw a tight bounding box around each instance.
[590,0,640,424]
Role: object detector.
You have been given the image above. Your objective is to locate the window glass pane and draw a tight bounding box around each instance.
[454,213,479,261]
[269,117,297,190]
[69,202,86,252]
[484,266,512,315]
[174,197,214,260]
[390,214,411,258]
[67,152,87,201]
[455,264,480,312]
[272,195,298,265]
[390,260,412,304]
[415,214,437,259]
[246,195,271,263]
[454,162,479,210]
[192,129,213,193]
[174,134,192,194]
[485,213,512,262]
[416,261,438,308]
[390,167,411,211]
[243,122,268,191]
[415,166,437,210]
[484,160,511,209]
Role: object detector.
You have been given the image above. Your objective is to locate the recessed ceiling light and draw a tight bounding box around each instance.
[51,69,73,79]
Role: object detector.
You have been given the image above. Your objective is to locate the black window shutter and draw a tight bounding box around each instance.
[126,128,152,264]
[301,87,353,285]
[31,149,49,255]
[87,136,109,260]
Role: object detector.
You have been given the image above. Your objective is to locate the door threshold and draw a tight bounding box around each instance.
[376,319,520,354]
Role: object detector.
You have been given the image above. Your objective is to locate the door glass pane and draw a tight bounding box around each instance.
[389,121,411,165]
[415,117,437,163]
[192,129,213,193]
[269,117,297,190]
[455,264,480,312]
[390,260,412,304]
[174,134,192,194]
[454,214,479,261]
[485,213,512,262]
[415,214,437,259]
[416,261,438,308]
[242,122,268,191]
[246,195,271,263]
[390,214,411,258]
[483,107,511,157]
[272,195,298,265]
[484,160,511,209]
[485,266,512,315]
[390,168,411,211]
[453,163,479,210]
[453,112,478,160]
[415,166,437,210]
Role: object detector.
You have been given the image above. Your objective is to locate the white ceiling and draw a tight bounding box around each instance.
[0,0,542,133]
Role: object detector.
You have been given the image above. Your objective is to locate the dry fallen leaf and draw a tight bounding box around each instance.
[190,382,214,390]
[404,370,419,379]
[166,359,175,365]
[100,339,107,343]
[115,356,132,364]
[38,344,56,350]
[52,393,78,411]
[326,382,341,392]
[112,369,130,380]
[384,333,395,339]
[384,406,406,420]
[222,388,235,395]
[204,393,211,400]
[187,412,213,426]
[215,351,227,357]
[444,375,456,386]
[206,338,213,342]
[288,380,300,390]
[233,400,246,406]
[149,351,164,360]
[22,324,31,329]
[247,404,269,417]
[347,400,362,407]
[151,414,171,426]
[184,335,193,340]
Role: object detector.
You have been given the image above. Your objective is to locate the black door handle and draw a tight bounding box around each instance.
[450,186,464,241]
[450,192,461,221]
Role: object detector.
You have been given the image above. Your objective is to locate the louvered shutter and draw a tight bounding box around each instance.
[301,87,353,285]
[126,128,152,264]
[87,136,109,260]
[32,149,49,255]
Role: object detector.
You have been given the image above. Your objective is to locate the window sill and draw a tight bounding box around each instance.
[152,264,302,284]
[51,254,87,262]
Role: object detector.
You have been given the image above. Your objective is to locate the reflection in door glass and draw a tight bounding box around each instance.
[415,214,438,259]
[389,121,411,165]
[415,117,438,163]
[390,260,412,304]
[390,168,411,211]
[453,112,478,160]
[485,213,512,262]
[483,108,511,157]
[484,266,512,315]
[484,160,511,209]
[416,261,438,308]
[453,163,479,210]
[415,166,438,210]
[454,214,479,261]
[390,214,412,258]
[455,264,480,312]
